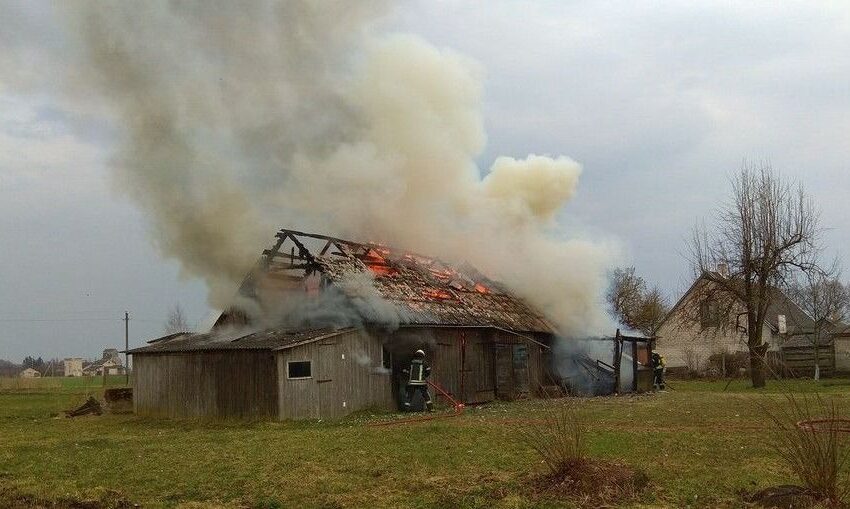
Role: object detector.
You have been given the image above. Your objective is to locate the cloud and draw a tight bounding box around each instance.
[1,1,850,360]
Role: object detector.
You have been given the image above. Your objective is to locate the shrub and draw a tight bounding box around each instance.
[762,393,850,505]
[681,347,705,377]
[516,401,649,506]
[517,402,586,474]
[707,351,749,378]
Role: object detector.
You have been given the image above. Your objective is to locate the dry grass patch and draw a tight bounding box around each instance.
[514,400,649,507]
[529,457,649,507]
[759,393,850,508]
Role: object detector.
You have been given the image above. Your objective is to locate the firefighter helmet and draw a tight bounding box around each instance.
[414,349,425,357]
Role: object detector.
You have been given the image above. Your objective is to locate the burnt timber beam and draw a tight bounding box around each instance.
[319,240,333,255]
[276,228,460,276]
[262,232,289,270]
[263,249,311,261]
[266,263,313,271]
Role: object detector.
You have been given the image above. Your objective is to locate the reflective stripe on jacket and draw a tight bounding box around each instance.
[407,359,429,385]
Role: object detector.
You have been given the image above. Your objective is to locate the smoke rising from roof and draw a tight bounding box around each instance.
[6,1,616,337]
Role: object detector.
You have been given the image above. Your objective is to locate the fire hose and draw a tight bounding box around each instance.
[368,380,465,427]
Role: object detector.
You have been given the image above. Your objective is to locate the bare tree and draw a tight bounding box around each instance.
[164,304,190,334]
[690,161,823,388]
[789,269,850,380]
[607,267,669,336]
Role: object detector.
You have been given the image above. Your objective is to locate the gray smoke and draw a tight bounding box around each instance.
[552,337,616,396]
[0,1,617,338]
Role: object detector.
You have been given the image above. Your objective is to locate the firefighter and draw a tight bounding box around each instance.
[652,351,666,390]
[402,349,433,412]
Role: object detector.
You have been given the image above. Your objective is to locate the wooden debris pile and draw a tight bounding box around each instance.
[64,396,103,417]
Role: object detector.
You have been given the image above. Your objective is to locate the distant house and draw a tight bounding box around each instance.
[63,358,84,377]
[83,349,126,376]
[19,368,41,378]
[655,272,813,371]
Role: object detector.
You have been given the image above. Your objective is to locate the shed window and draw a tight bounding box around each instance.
[381,347,392,370]
[287,361,312,379]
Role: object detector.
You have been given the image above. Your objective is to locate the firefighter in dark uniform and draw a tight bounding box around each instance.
[652,351,666,390]
[402,349,433,412]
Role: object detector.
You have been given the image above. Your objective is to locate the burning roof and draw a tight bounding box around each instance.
[226,228,555,334]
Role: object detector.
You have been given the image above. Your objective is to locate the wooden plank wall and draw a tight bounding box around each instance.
[132,350,278,419]
[424,328,497,404]
[134,327,552,421]
[276,330,394,420]
[423,328,547,404]
[782,345,835,378]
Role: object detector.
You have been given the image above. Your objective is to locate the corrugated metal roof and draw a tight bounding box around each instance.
[129,327,353,354]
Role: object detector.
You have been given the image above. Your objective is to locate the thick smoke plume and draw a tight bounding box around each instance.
[1,1,616,337]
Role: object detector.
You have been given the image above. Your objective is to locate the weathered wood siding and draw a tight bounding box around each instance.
[132,351,278,419]
[415,328,546,404]
[276,330,394,420]
[428,328,494,404]
[835,336,850,374]
[782,344,835,378]
[491,329,544,400]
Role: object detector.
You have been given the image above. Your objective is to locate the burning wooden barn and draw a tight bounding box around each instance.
[130,229,562,420]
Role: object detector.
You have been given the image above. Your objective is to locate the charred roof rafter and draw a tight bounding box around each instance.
[235,228,557,334]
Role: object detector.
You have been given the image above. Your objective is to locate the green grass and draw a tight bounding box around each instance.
[1,377,848,508]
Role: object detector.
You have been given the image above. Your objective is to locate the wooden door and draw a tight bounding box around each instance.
[512,344,530,397]
[317,341,347,419]
[495,344,514,399]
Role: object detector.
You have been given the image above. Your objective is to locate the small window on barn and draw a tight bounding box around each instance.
[381,347,392,370]
[287,361,312,379]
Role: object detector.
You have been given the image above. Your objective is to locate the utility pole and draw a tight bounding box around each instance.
[124,311,129,386]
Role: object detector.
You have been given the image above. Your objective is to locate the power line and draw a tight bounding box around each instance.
[0,317,164,323]
[0,318,124,322]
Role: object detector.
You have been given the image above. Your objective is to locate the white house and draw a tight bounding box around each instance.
[82,348,125,376]
[63,358,84,377]
[655,273,813,371]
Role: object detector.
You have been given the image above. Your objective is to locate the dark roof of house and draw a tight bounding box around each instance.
[763,286,814,333]
[128,327,354,354]
[658,272,815,333]
[781,334,834,349]
[83,357,123,370]
[225,229,555,334]
[825,321,850,336]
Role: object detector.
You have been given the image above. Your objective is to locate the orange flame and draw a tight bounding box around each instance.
[423,289,453,300]
[368,264,398,277]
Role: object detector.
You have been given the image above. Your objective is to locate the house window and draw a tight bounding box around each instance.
[287,361,312,379]
[700,299,721,328]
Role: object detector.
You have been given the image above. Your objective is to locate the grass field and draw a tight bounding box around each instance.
[1,376,849,508]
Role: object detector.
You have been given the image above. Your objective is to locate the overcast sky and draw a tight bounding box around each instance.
[1,1,849,362]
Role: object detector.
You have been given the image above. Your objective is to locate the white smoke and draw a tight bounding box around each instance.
[254,272,405,331]
[0,1,617,337]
